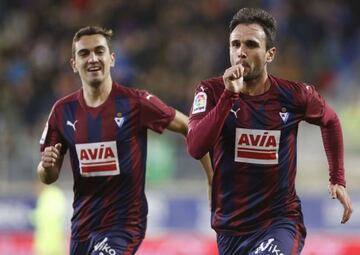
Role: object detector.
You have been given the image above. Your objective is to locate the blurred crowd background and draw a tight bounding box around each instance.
[0,0,359,254]
[1,0,359,192]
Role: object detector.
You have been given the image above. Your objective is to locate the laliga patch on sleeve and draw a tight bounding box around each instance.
[192,92,207,114]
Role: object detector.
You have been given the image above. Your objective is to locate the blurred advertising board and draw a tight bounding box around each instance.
[0,194,359,254]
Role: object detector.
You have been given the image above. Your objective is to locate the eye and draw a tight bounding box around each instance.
[96,49,105,55]
[246,40,259,48]
[95,46,106,55]
[78,49,89,57]
[231,40,241,48]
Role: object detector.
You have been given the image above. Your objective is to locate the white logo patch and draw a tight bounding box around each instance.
[66,120,78,131]
[114,117,125,128]
[192,91,207,114]
[254,238,284,255]
[279,112,289,124]
[75,141,120,177]
[146,93,153,100]
[40,121,49,145]
[230,107,240,119]
[235,128,280,164]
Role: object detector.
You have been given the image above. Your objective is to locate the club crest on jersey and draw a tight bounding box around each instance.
[279,112,289,124]
[75,141,120,177]
[235,128,280,164]
[279,107,289,124]
[192,91,207,114]
[114,112,125,128]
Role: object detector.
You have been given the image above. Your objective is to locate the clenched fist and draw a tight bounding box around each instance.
[223,64,244,94]
[41,143,62,168]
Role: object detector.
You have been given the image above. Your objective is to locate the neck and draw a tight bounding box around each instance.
[83,77,113,107]
[241,73,270,96]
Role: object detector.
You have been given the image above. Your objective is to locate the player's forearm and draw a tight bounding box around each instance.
[320,110,346,186]
[187,90,237,159]
[200,153,213,185]
[167,110,188,136]
[37,161,60,184]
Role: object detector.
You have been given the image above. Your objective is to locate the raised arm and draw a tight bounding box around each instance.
[187,89,238,159]
[187,66,243,159]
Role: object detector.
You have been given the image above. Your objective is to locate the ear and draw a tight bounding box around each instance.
[110,52,115,67]
[70,58,78,73]
[265,47,276,63]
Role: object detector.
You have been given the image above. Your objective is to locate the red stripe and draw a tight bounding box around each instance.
[291,224,301,254]
[81,164,117,172]
[81,160,116,165]
[237,150,276,160]
[239,147,276,152]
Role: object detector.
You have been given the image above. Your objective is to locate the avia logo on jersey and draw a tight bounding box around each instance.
[254,238,284,255]
[94,237,116,255]
[235,128,280,164]
[192,91,207,114]
[75,141,120,177]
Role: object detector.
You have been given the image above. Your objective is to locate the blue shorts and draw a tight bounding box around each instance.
[70,230,143,255]
[217,219,306,255]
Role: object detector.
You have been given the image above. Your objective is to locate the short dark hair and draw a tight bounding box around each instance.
[72,26,113,58]
[229,8,276,50]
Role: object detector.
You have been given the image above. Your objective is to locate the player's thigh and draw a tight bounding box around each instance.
[90,232,143,255]
[249,222,305,255]
[70,238,92,255]
[217,233,259,255]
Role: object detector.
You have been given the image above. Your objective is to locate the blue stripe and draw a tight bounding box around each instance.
[61,101,81,236]
[87,114,101,142]
[217,112,237,226]
[63,101,78,144]
[245,102,268,219]
[277,127,292,203]
[277,86,295,212]
[251,102,266,129]
[115,95,148,220]
[114,95,132,167]
[85,111,103,233]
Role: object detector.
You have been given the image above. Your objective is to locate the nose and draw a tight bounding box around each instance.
[237,46,246,59]
[88,52,98,62]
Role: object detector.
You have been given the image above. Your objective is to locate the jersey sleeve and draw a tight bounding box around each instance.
[300,84,346,186]
[39,104,68,155]
[138,90,175,133]
[299,84,326,124]
[187,82,238,159]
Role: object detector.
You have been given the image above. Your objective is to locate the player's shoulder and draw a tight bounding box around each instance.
[112,82,161,108]
[52,89,81,110]
[271,75,315,94]
[196,76,224,94]
[112,82,148,99]
[200,76,224,88]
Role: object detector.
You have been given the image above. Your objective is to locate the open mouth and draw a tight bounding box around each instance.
[87,66,102,72]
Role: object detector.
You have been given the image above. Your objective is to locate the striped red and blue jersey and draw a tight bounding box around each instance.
[187,75,345,236]
[40,82,175,241]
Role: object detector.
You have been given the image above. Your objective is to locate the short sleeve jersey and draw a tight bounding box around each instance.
[40,82,175,241]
